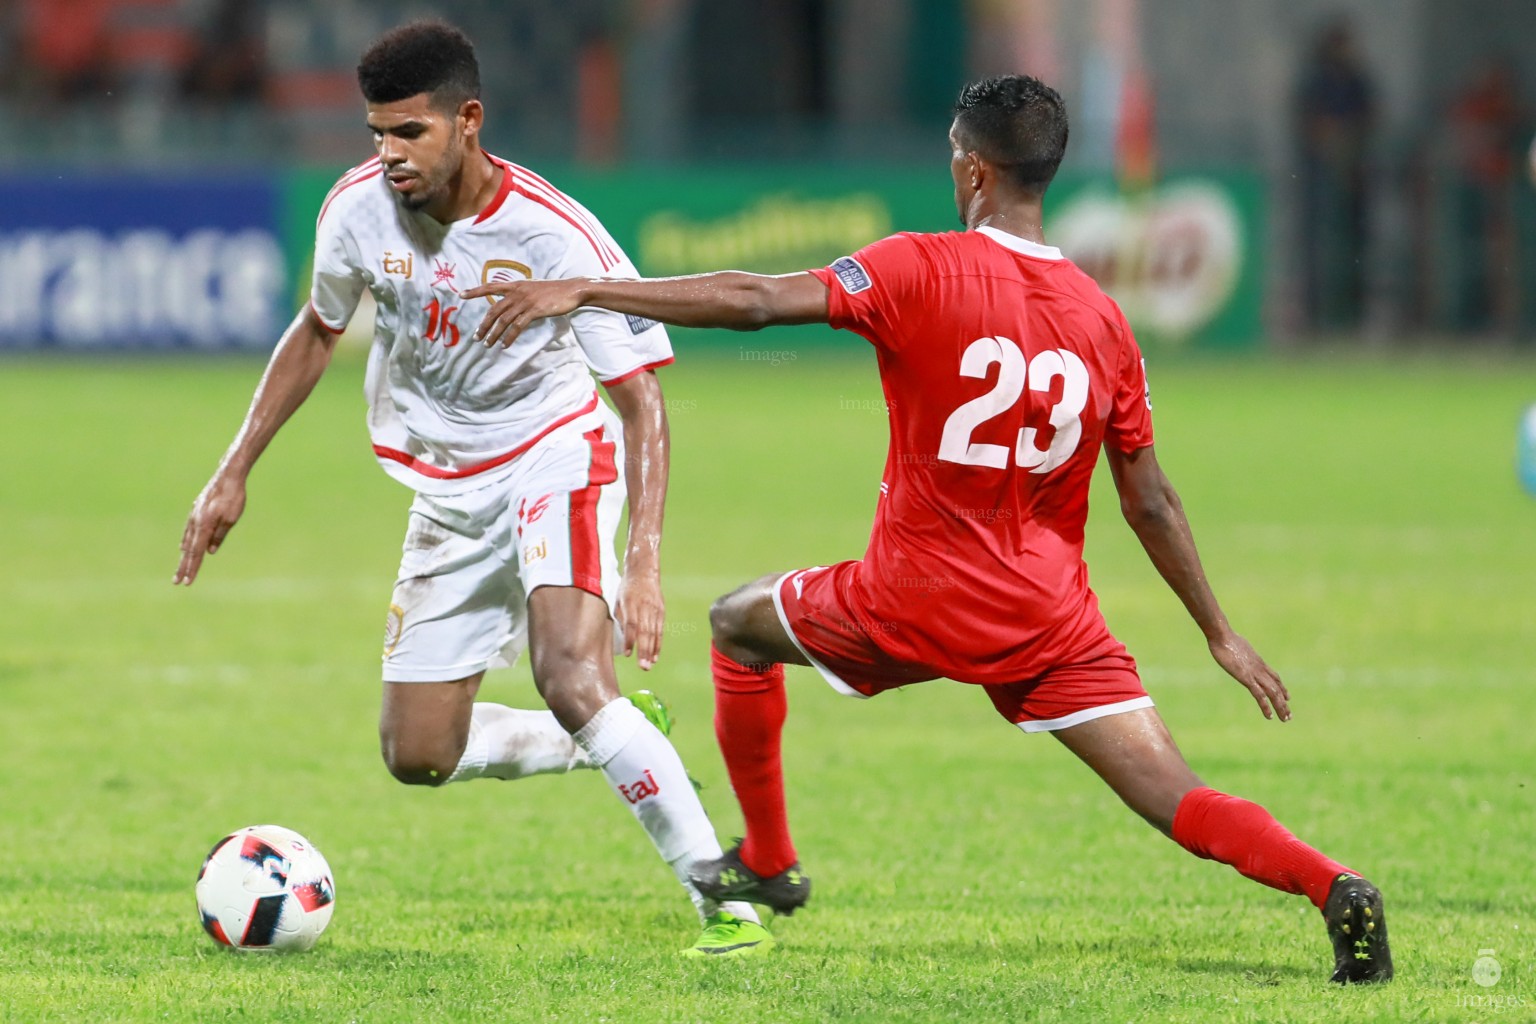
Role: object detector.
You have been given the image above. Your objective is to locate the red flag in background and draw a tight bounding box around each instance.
[1116,61,1158,189]
[1093,0,1157,189]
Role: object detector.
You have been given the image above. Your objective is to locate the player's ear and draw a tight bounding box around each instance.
[458,98,484,140]
[965,151,985,191]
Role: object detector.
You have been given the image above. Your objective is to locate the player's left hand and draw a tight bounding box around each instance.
[460,279,586,348]
[1208,630,1291,722]
[615,568,665,671]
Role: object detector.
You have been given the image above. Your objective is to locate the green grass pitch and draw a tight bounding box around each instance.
[0,343,1532,1023]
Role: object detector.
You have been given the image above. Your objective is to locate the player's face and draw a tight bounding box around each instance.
[949,121,977,226]
[366,93,472,213]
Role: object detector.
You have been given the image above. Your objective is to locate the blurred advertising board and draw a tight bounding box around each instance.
[1045,173,1264,350]
[0,166,1258,351]
[279,165,961,348]
[0,175,286,350]
[569,167,1264,350]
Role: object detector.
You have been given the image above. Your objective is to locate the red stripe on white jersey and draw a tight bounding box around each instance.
[371,392,601,481]
[510,182,617,271]
[324,158,382,203]
[600,356,675,388]
[318,163,382,226]
[475,158,516,224]
[503,160,622,267]
[504,160,618,256]
[309,300,346,335]
[585,425,619,486]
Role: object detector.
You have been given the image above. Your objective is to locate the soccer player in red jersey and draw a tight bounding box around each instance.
[463,75,1393,983]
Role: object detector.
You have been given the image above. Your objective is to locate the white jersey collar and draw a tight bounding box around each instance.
[976,225,1064,261]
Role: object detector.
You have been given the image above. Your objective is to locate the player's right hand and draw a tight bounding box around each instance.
[1207,631,1291,722]
[460,278,587,348]
[175,474,247,585]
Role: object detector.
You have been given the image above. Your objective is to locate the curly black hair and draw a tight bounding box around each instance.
[357,20,480,112]
[953,76,1069,195]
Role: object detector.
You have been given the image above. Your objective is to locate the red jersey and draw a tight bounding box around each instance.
[806,226,1154,684]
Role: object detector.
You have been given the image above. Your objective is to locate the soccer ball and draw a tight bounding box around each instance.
[195,825,335,952]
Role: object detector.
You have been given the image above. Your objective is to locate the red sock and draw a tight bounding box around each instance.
[1171,786,1355,910]
[710,643,796,877]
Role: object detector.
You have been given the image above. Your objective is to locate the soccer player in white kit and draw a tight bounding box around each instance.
[173,20,770,957]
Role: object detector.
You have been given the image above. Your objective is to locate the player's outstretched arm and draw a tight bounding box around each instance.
[1104,443,1292,722]
[174,307,340,586]
[461,272,830,347]
[605,371,670,670]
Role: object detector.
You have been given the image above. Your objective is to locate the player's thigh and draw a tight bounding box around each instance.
[383,491,521,687]
[525,584,620,731]
[709,573,809,667]
[1052,707,1204,834]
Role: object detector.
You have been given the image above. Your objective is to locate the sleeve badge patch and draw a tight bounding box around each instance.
[830,256,873,294]
[626,314,660,335]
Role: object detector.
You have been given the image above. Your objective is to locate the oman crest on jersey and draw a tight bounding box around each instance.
[482,259,532,284]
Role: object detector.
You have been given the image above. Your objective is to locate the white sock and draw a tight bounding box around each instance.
[574,698,761,926]
[446,703,593,784]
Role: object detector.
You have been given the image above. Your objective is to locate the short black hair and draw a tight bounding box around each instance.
[953,76,1069,195]
[357,20,480,112]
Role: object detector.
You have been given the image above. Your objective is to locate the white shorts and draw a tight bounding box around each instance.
[381,405,626,683]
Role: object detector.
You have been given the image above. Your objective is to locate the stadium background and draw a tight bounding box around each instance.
[2,2,1533,1022]
[6,0,1536,351]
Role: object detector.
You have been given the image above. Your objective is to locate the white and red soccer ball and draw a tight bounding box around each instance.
[196,825,335,952]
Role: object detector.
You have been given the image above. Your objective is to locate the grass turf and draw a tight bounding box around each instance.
[0,344,1532,1022]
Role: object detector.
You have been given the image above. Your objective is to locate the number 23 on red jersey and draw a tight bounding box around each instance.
[938,336,1088,473]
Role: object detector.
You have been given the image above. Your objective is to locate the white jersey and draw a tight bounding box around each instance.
[309,153,672,496]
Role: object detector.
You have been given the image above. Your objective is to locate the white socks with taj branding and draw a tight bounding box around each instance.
[573,697,760,924]
[446,703,593,783]
[444,696,758,924]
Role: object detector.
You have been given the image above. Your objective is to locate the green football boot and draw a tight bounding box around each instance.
[627,689,675,736]
[626,689,702,792]
[680,910,775,958]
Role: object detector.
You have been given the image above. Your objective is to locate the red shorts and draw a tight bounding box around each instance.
[773,563,1153,732]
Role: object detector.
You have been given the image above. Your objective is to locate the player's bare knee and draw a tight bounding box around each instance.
[709,575,779,657]
[379,735,460,787]
[708,592,745,644]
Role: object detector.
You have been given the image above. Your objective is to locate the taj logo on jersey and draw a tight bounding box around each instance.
[382,252,413,278]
